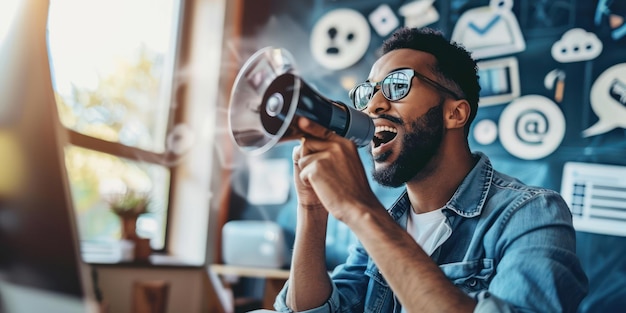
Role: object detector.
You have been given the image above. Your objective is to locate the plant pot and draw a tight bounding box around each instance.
[133,238,151,262]
[119,215,151,262]
[120,215,139,240]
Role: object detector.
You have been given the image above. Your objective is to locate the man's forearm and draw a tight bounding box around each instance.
[286,205,332,311]
[345,205,476,313]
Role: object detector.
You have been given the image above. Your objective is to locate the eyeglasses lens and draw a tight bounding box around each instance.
[383,71,410,101]
[353,84,372,110]
[352,70,411,110]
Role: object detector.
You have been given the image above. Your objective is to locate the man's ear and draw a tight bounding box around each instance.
[444,99,471,131]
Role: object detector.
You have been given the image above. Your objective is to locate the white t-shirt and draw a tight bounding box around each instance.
[401,208,452,313]
[406,207,451,257]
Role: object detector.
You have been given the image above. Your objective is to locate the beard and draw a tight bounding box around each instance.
[370,101,444,187]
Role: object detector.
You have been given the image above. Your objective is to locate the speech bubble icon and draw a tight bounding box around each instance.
[552,28,603,63]
[583,63,626,138]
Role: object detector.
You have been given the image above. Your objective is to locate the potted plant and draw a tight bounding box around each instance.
[104,189,152,262]
[107,190,150,239]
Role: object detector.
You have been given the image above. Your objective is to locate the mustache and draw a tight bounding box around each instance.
[373,114,403,125]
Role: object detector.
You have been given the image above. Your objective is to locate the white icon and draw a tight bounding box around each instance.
[561,162,626,236]
[399,0,440,29]
[473,119,498,145]
[451,0,526,59]
[583,63,626,137]
[498,95,566,160]
[476,57,520,106]
[551,28,603,63]
[544,69,566,103]
[310,9,371,70]
[368,4,399,37]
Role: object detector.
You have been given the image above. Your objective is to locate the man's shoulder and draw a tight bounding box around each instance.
[485,168,567,213]
[489,168,557,195]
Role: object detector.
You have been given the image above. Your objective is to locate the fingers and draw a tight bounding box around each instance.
[293,138,314,172]
[292,144,300,164]
[292,139,306,168]
[293,139,313,188]
[296,117,337,141]
[296,117,351,156]
[299,136,313,159]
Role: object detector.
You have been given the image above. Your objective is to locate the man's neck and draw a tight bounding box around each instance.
[405,143,475,214]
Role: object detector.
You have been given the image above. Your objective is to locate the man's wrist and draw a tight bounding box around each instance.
[298,202,325,211]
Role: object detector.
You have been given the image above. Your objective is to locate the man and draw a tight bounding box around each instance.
[274,27,588,312]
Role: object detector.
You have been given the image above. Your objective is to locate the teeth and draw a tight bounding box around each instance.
[375,126,398,134]
[373,125,398,147]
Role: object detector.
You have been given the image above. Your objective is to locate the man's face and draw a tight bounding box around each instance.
[370,102,443,187]
[362,49,446,187]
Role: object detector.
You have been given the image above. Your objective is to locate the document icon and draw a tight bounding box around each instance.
[451,0,526,59]
[561,162,626,237]
[477,57,520,106]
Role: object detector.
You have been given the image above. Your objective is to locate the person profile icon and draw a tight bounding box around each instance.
[451,0,526,60]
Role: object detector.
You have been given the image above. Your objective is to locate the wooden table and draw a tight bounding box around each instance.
[208,264,289,313]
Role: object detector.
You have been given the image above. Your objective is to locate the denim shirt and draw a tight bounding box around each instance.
[275,152,588,313]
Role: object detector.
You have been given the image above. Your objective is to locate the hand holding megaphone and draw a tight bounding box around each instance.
[228,47,374,155]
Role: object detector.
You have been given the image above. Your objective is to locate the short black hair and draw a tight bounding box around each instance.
[380,27,480,136]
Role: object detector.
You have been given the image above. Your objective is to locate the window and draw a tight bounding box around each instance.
[0,1,20,48]
[47,0,184,251]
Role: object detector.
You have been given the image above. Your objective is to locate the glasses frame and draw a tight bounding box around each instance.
[348,68,462,110]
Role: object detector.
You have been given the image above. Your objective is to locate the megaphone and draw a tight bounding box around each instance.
[228,47,374,155]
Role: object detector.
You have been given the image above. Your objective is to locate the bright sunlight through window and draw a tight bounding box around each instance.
[0,1,20,49]
[47,0,181,252]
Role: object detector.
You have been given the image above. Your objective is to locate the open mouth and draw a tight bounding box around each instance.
[373,125,398,148]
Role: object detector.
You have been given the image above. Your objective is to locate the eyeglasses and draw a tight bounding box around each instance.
[348,68,462,110]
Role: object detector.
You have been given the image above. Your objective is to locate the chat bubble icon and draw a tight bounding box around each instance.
[583,63,626,137]
[551,28,603,63]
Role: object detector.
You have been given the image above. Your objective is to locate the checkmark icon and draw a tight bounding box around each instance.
[468,14,502,35]
[451,3,526,59]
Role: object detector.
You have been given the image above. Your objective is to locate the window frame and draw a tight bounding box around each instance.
[51,0,187,253]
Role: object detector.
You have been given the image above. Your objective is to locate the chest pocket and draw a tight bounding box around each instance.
[440,258,495,295]
[362,262,394,313]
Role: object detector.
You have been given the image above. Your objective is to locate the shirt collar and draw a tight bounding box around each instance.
[443,152,493,218]
[388,152,493,219]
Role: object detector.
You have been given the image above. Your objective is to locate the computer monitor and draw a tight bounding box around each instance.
[0,1,95,312]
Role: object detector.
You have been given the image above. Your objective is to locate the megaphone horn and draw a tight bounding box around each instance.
[228,47,374,155]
